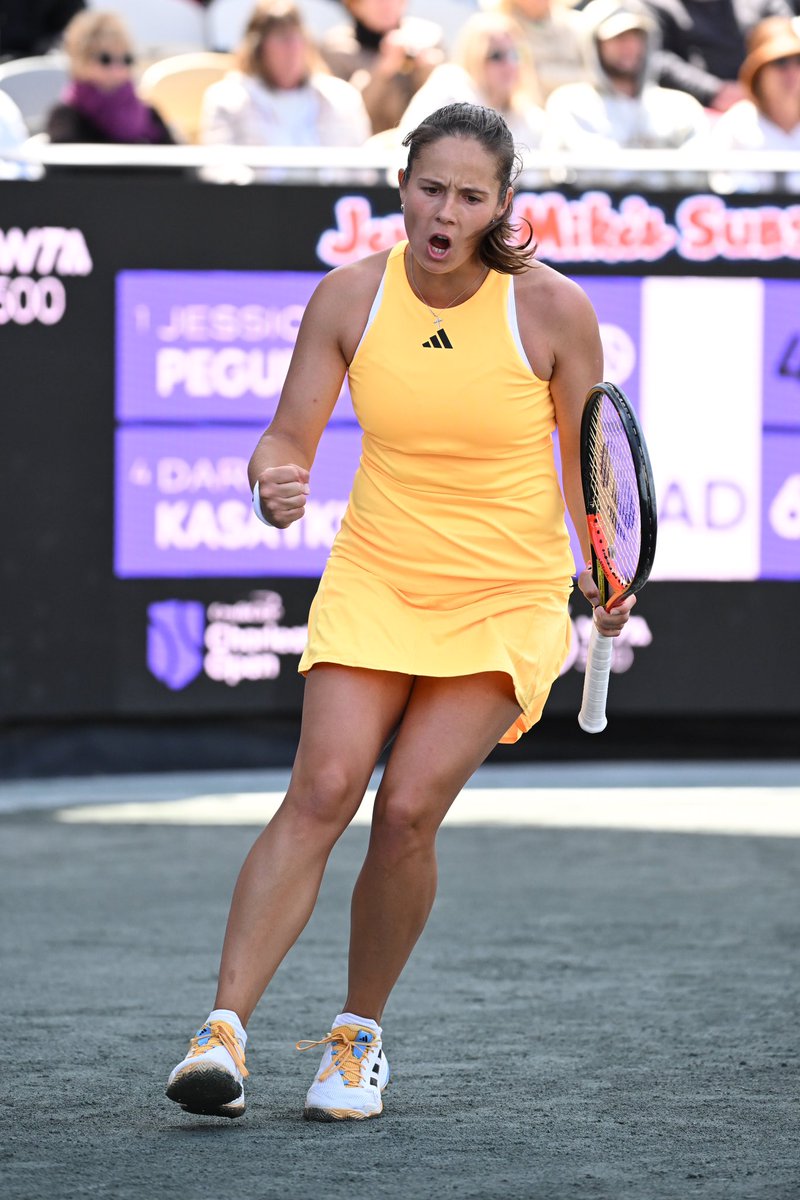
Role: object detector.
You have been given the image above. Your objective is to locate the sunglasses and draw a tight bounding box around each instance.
[485,48,519,64]
[91,51,135,67]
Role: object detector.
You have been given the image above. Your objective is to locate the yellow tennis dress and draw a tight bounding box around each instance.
[298,241,574,743]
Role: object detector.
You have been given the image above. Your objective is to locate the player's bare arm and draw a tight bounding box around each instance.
[515,265,633,634]
[248,251,389,528]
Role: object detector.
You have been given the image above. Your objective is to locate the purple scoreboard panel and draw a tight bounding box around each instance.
[115,268,799,584]
[115,269,361,580]
[762,280,800,580]
[115,423,361,578]
[116,270,355,425]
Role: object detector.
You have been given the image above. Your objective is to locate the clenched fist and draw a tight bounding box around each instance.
[254,465,310,529]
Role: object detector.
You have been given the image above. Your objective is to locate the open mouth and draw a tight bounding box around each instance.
[428,234,451,258]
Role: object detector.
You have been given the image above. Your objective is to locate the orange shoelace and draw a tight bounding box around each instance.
[188,1020,249,1078]
[296,1024,376,1088]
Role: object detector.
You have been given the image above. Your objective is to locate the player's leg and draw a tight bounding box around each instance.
[300,671,522,1121]
[347,670,521,1019]
[213,664,412,1022]
[166,664,413,1118]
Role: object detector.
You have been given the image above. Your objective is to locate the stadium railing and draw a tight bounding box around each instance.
[2,141,800,192]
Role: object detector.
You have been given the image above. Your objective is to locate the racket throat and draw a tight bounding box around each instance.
[587,515,619,608]
[596,566,609,609]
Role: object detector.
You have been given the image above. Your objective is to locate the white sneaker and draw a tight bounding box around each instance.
[297,1014,390,1121]
[166,1017,248,1118]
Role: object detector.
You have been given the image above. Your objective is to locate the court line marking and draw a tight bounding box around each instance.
[53,786,800,837]
[3,761,798,816]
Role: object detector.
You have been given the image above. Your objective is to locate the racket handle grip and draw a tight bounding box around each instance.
[578,624,613,734]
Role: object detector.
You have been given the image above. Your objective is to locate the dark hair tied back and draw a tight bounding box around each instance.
[401,103,535,275]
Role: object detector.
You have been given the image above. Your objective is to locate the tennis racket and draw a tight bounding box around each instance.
[578,382,657,734]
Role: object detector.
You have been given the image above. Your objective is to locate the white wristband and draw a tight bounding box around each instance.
[252,480,271,526]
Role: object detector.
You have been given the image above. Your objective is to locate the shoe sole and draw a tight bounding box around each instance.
[304,1104,383,1122]
[166,1064,244,1119]
[303,1069,389,1122]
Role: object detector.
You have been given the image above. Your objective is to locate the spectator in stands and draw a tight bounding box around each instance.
[46,11,174,143]
[641,0,793,111]
[200,0,371,149]
[544,0,708,180]
[709,16,800,189]
[320,0,446,134]
[399,11,546,150]
[479,0,586,98]
[0,0,84,61]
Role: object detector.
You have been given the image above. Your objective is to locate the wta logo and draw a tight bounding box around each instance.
[0,226,93,326]
[147,600,205,690]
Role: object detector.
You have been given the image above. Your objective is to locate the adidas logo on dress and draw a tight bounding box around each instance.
[422,328,453,349]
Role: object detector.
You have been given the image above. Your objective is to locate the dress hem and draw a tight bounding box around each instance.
[297,653,554,744]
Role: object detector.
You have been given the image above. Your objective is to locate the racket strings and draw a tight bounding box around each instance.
[587,400,642,588]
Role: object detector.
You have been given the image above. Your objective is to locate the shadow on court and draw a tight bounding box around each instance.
[1,774,799,1200]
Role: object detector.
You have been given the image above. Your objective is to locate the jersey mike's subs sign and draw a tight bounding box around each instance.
[316,191,800,269]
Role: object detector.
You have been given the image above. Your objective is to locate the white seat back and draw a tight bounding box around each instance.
[0,55,70,135]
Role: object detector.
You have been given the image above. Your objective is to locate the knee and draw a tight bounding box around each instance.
[369,785,441,858]
[280,764,365,837]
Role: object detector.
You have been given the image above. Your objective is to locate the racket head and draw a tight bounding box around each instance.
[580,382,657,610]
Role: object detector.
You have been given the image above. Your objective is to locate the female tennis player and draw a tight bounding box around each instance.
[166,101,634,1122]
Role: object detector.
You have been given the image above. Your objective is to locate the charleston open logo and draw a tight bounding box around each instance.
[147,600,206,690]
[147,592,308,689]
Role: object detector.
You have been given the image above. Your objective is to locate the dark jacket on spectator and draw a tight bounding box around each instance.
[0,0,85,60]
[47,102,174,145]
[642,0,792,104]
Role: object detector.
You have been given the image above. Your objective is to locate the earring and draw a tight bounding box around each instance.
[401,203,404,212]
